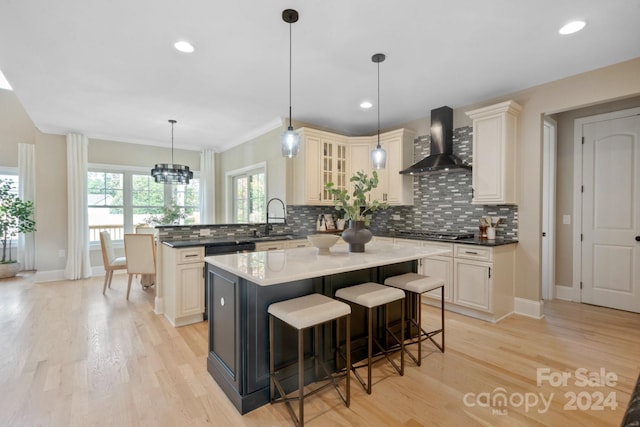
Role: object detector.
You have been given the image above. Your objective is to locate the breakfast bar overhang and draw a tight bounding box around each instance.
[204,242,448,414]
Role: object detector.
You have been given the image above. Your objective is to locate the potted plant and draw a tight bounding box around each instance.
[0,178,36,278]
[325,170,388,252]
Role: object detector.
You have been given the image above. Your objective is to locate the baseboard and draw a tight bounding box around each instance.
[514,297,545,319]
[34,269,66,282]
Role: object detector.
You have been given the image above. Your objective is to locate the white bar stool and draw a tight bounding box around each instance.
[335,282,405,394]
[268,293,351,427]
[384,272,445,366]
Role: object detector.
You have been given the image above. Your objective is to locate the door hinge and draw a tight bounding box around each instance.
[581,136,585,145]
[581,185,584,193]
[581,234,583,241]
[580,281,583,289]
[488,267,492,279]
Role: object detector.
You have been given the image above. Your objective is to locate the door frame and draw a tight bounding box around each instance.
[572,107,640,302]
[542,118,556,300]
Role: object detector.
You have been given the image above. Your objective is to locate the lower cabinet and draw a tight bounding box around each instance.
[254,241,285,251]
[394,239,515,322]
[162,246,205,327]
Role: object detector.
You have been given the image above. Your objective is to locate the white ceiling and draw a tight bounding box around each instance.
[0,1,639,152]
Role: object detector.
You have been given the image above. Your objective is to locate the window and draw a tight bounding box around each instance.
[230,166,265,223]
[88,166,200,242]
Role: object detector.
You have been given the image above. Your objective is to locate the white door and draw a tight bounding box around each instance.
[581,112,640,312]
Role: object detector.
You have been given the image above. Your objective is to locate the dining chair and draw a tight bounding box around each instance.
[100,231,127,295]
[123,233,156,300]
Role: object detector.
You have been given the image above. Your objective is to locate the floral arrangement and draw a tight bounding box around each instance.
[324,170,388,226]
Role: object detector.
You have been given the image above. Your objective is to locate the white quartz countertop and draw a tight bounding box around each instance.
[204,242,449,286]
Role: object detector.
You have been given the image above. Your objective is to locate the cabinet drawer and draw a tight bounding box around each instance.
[422,241,454,257]
[285,239,311,249]
[178,247,204,263]
[454,244,492,261]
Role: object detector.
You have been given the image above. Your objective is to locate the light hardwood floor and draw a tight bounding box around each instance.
[0,272,638,426]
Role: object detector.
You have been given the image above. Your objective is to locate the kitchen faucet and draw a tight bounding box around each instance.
[264,197,287,236]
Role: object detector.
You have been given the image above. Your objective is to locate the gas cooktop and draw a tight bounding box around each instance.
[395,231,475,240]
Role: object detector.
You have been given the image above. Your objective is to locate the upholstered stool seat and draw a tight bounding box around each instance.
[268,293,351,427]
[384,272,445,365]
[335,282,405,394]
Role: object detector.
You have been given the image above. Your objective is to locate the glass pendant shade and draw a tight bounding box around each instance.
[371,143,386,169]
[151,119,193,184]
[281,126,300,157]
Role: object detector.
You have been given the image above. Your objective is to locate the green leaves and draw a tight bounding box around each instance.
[1,179,36,263]
[324,170,389,226]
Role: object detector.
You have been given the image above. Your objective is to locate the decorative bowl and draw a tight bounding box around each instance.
[307,234,340,255]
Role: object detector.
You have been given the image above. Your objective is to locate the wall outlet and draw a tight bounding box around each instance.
[392,214,401,221]
[563,215,571,225]
[199,228,211,236]
[58,249,65,258]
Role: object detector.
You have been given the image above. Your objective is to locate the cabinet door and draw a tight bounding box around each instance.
[467,101,521,205]
[209,268,241,391]
[176,263,204,317]
[303,134,322,204]
[421,256,453,302]
[321,138,348,204]
[453,259,492,312]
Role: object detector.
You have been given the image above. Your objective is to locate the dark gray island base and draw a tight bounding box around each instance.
[205,260,415,414]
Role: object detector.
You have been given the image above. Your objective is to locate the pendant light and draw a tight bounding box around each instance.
[151,119,193,184]
[371,53,387,169]
[281,9,300,158]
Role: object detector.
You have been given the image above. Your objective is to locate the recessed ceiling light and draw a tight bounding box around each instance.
[360,101,373,109]
[174,41,195,53]
[559,21,586,35]
[0,68,12,90]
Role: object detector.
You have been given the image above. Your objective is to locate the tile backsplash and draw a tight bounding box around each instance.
[159,126,518,242]
[287,126,518,240]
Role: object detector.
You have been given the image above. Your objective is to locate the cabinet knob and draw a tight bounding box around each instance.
[636,235,640,242]
[220,297,225,307]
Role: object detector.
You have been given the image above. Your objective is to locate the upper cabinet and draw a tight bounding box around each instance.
[290,127,415,206]
[289,128,348,205]
[347,129,415,206]
[466,100,522,205]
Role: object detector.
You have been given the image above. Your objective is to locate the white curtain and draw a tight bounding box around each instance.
[18,143,36,270]
[199,149,216,224]
[64,133,92,280]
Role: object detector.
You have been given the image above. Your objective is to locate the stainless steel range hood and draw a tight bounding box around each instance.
[399,106,471,175]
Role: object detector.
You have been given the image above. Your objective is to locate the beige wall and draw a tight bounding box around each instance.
[551,95,640,288]
[0,90,35,167]
[215,125,288,222]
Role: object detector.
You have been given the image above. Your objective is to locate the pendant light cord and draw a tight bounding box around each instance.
[288,21,292,128]
[170,119,176,164]
[377,60,381,147]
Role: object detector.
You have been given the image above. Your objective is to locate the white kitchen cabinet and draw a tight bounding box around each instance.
[289,128,348,205]
[452,243,515,321]
[466,100,521,205]
[393,238,515,322]
[162,245,205,327]
[347,129,415,206]
[377,129,415,205]
[284,239,311,249]
[254,241,286,251]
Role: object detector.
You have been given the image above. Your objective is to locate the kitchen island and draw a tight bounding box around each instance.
[204,242,448,414]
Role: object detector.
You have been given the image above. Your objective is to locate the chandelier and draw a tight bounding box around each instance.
[151,119,193,184]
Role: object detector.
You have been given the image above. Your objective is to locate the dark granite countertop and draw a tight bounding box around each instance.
[163,232,517,248]
[162,234,307,248]
[378,232,518,247]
